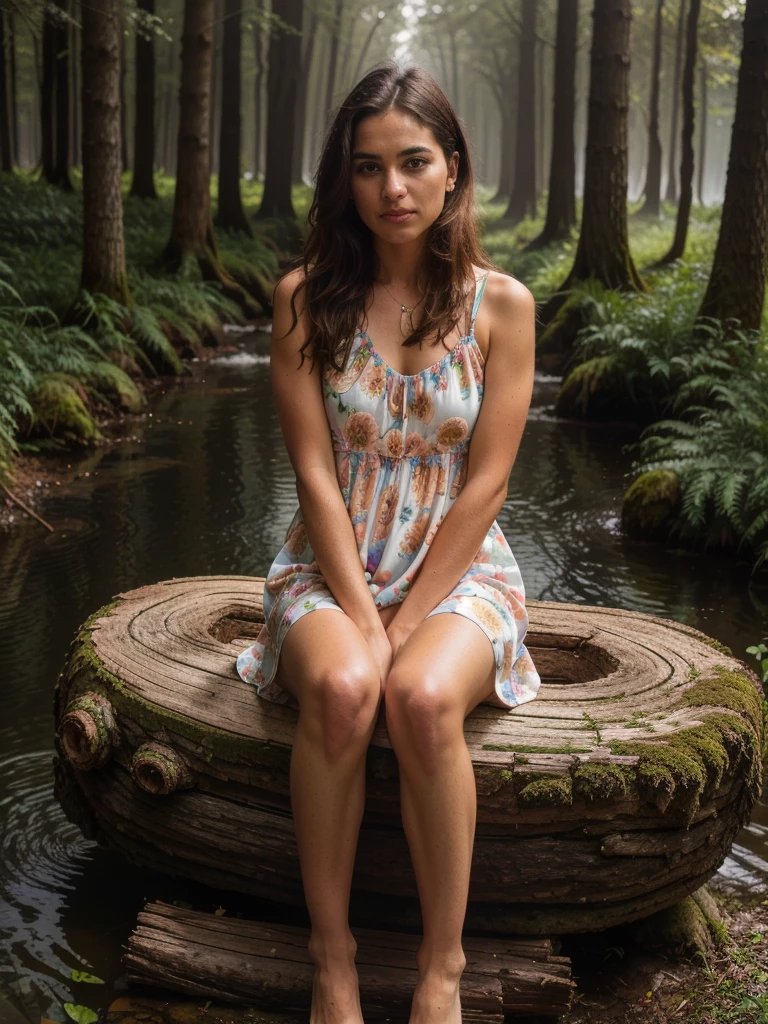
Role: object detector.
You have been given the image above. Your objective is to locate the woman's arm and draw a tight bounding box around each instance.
[387,272,536,648]
[270,268,385,642]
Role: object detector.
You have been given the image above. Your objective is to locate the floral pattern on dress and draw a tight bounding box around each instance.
[236,272,542,710]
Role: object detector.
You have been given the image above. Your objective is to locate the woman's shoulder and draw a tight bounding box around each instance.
[478,268,535,319]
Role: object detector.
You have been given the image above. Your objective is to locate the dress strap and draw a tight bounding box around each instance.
[469,272,490,336]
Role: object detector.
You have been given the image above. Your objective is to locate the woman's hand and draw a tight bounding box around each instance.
[384,620,413,663]
[361,621,394,691]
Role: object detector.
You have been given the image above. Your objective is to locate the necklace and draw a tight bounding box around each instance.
[375,280,424,334]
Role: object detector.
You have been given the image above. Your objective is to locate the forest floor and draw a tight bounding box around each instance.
[94,889,768,1024]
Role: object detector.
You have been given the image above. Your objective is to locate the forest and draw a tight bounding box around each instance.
[1,4,768,1024]
[1,0,767,573]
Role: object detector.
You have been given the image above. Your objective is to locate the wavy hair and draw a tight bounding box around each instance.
[282,60,499,375]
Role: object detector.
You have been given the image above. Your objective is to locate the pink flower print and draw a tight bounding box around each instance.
[437,416,469,451]
[501,641,513,680]
[336,456,351,493]
[349,461,379,541]
[449,458,468,498]
[360,359,387,397]
[285,521,308,557]
[373,483,399,544]
[469,597,504,633]
[404,431,429,457]
[400,515,430,556]
[409,378,435,424]
[436,463,447,495]
[377,428,404,458]
[387,375,405,417]
[345,411,379,451]
[373,566,392,584]
[410,461,439,507]
[265,563,300,595]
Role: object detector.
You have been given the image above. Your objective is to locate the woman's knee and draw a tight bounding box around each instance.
[300,662,381,761]
[384,666,464,770]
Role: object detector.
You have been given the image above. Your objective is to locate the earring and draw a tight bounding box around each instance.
[445,182,455,193]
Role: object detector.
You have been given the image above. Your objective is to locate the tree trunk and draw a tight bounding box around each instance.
[120,7,128,172]
[527,0,578,248]
[52,576,764,937]
[637,0,664,217]
[493,106,515,201]
[80,0,130,304]
[503,0,537,223]
[164,0,261,311]
[292,8,317,184]
[41,5,56,182]
[215,0,251,233]
[323,0,343,121]
[253,0,265,178]
[52,0,73,189]
[124,902,574,1018]
[255,0,301,223]
[70,11,80,168]
[8,13,18,166]
[657,0,700,264]
[541,0,646,342]
[665,0,686,203]
[209,0,222,175]
[697,0,768,330]
[130,0,158,198]
[697,58,707,206]
[0,15,11,171]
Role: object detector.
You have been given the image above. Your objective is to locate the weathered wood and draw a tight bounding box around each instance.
[53,575,765,936]
[122,901,575,1018]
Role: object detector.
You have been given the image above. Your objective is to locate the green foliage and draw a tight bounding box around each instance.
[627,346,768,571]
[746,641,768,687]
[0,172,279,479]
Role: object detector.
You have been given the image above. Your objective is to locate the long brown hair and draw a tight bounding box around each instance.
[283,60,500,375]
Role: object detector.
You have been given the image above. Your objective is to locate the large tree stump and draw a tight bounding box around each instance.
[122,901,575,1018]
[53,575,764,935]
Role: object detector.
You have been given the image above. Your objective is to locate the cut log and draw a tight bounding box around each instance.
[53,575,765,935]
[122,901,574,1018]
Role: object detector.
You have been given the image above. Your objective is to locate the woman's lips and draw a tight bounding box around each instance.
[381,210,416,223]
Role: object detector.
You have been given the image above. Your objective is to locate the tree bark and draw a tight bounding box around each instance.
[637,0,664,217]
[323,0,343,121]
[697,0,768,330]
[252,0,265,178]
[292,7,317,184]
[665,0,686,203]
[124,902,574,1018]
[8,13,18,166]
[527,0,578,247]
[130,0,158,198]
[541,0,646,339]
[41,4,56,181]
[255,0,302,222]
[215,0,251,233]
[697,58,707,206]
[657,0,700,264]
[0,15,12,171]
[503,0,537,223]
[52,0,73,189]
[493,106,514,201]
[120,6,128,172]
[70,11,80,168]
[80,0,130,304]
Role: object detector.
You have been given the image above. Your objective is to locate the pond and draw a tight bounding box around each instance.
[0,327,766,1022]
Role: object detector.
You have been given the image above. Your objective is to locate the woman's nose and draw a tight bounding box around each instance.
[382,170,406,200]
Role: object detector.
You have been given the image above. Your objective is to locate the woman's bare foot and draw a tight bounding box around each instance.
[308,934,364,1024]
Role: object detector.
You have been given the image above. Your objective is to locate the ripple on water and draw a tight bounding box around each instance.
[0,750,97,1022]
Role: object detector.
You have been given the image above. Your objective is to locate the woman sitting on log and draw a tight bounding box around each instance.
[236,60,539,1024]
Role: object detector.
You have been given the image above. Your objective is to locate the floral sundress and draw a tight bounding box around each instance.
[235,271,542,709]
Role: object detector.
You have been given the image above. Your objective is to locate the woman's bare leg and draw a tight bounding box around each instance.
[383,614,497,1024]
[275,608,384,1024]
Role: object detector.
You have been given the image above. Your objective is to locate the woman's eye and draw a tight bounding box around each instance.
[356,158,428,174]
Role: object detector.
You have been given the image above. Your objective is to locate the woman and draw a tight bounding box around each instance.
[236,61,541,1024]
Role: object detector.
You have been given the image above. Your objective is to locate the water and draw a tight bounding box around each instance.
[0,329,766,1022]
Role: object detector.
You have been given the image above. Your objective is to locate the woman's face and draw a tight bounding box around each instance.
[349,108,459,245]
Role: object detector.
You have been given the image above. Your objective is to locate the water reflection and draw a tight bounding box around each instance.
[0,329,765,1021]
